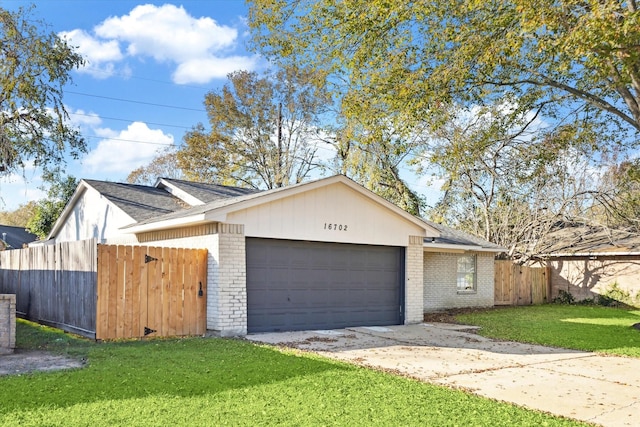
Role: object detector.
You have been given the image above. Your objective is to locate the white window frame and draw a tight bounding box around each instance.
[457,254,477,293]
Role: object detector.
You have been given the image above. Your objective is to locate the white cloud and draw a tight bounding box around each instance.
[62,4,256,84]
[59,29,124,79]
[172,55,258,84]
[67,107,102,129]
[96,4,237,62]
[82,122,174,174]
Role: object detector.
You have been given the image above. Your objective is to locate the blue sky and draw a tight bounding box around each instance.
[0,0,439,211]
[0,1,257,209]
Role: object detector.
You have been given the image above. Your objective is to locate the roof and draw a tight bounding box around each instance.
[47,178,266,240]
[123,175,439,235]
[536,225,640,257]
[0,225,38,249]
[156,178,259,204]
[422,220,506,253]
[83,180,188,222]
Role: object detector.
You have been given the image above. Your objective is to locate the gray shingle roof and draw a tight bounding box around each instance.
[537,225,640,255]
[159,178,259,203]
[83,180,188,222]
[422,219,504,251]
[0,225,38,249]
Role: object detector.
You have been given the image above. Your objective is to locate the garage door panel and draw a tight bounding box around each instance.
[247,238,403,333]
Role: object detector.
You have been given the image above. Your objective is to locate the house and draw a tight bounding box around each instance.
[534,224,640,304]
[0,225,38,250]
[47,175,504,336]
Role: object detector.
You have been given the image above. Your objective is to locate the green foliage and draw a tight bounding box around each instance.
[26,176,77,239]
[0,320,583,426]
[249,0,640,139]
[552,289,576,305]
[598,282,637,308]
[0,5,85,177]
[0,201,37,227]
[178,67,329,189]
[456,305,640,357]
[248,0,640,248]
[127,146,183,185]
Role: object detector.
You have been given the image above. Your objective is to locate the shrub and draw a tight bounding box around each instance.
[552,289,575,304]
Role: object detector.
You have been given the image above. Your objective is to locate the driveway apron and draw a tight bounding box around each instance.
[246,323,640,427]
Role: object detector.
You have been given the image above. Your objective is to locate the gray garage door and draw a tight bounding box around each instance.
[246,238,404,333]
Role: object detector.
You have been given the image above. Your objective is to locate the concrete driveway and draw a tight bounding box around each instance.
[246,323,640,427]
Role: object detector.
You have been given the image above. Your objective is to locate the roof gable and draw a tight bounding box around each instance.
[82,180,187,222]
[124,175,440,236]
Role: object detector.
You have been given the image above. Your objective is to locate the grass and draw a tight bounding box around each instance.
[0,320,587,427]
[455,304,640,357]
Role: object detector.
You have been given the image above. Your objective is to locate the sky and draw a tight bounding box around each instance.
[0,0,440,212]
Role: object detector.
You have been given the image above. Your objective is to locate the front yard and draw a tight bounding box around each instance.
[454,305,640,358]
[0,319,587,427]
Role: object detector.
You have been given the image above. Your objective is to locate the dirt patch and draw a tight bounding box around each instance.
[422,307,499,324]
[0,350,85,376]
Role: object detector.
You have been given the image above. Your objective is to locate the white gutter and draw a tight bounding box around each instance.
[423,242,505,253]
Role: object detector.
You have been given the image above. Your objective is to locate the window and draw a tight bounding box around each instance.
[457,255,476,292]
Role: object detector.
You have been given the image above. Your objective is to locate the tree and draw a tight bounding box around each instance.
[421,101,616,261]
[127,146,183,185]
[0,6,85,178]
[0,201,37,227]
[26,176,77,239]
[328,117,425,215]
[178,67,330,189]
[248,0,640,151]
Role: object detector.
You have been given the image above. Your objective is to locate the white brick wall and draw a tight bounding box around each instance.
[423,252,495,312]
[215,224,247,336]
[405,236,424,324]
[0,294,16,354]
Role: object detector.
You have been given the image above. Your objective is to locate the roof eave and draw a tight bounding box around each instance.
[123,213,209,234]
[423,242,505,253]
[540,251,640,258]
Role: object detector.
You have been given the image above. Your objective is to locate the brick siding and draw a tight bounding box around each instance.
[423,252,494,312]
[0,294,16,354]
[405,236,424,323]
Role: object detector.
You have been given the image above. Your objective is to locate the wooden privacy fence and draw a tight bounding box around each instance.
[0,240,207,340]
[0,240,97,336]
[494,261,550,306]
[96,244,207,340]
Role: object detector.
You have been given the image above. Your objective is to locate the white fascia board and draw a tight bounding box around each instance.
[155,178,205,206]
[423,243,505,253]
[123,213,208,233]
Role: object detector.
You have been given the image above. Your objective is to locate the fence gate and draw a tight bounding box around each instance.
[494,261,549,306]
[96,245,207,340]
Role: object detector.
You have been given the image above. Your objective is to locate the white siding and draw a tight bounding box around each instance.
[55,188,137,243]
[226,182,426,247]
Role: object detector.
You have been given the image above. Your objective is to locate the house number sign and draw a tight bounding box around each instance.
[324,223,348,231]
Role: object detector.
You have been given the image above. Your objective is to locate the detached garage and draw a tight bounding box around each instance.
[124,175,438,336]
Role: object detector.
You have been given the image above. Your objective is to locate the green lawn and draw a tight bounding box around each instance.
[0,320,587,427]
[455,304,640,358]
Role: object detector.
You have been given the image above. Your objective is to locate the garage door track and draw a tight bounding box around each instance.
[247,323,640,427]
